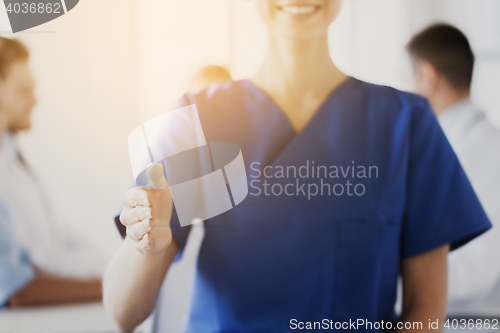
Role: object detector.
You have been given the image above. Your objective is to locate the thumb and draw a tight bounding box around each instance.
[146,163,167,190]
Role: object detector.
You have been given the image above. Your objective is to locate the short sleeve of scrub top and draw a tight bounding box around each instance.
[129,78,491,330]
[0,201,35,306]
[401,101,491,257]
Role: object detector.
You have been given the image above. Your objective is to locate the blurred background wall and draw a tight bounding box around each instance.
[1,0,499,331]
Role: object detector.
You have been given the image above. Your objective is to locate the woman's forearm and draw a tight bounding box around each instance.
[103,236,179,332]
[399,244,449,333]
[397,304,445,333]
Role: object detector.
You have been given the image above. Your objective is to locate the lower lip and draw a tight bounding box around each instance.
[277,6,320,20]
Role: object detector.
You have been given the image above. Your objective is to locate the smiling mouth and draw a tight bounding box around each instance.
[278,5,320,16]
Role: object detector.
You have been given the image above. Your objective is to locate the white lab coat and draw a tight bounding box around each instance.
[0,132,112,279]
[439,98,500,316]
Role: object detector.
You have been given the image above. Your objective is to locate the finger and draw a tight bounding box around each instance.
[146,163,167,190]
[122,187,154,208]
[126,218,155,242]
[120,206,156,226]
[136,233,156,254]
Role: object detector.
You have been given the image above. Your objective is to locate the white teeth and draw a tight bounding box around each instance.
[281,5,317,15]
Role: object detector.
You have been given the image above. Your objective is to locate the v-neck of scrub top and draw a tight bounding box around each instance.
[239,76,355,168]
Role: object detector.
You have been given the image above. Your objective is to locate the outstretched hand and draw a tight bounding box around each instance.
[119,163,173,255]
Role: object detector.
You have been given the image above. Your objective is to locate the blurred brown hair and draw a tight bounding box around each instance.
[0,37,29,80]
[188,65,231,92]
[407,23,474,91]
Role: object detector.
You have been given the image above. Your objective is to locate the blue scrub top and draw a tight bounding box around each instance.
[0,201,34,306]
[158,77,491,332]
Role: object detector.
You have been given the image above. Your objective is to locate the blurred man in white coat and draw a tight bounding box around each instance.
[408,23,500,317]
[0,37,111,306]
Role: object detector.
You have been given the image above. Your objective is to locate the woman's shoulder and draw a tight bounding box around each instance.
[353,78,432,116]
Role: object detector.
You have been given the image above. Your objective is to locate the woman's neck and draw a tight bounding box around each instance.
[251,34,348,132]
[253,36,341,93]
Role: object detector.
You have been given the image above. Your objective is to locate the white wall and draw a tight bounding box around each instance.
[136,0,230,121]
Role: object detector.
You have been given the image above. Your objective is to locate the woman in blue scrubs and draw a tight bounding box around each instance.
[103,1,491,332]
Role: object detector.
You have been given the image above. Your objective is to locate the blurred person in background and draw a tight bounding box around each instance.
[104,1,491,332]
[0,37,106,306]
[408,23,500,317]
[187,65,232,92]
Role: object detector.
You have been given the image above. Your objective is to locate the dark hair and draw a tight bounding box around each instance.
[407,23,474,91]
[0,37,29,80]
